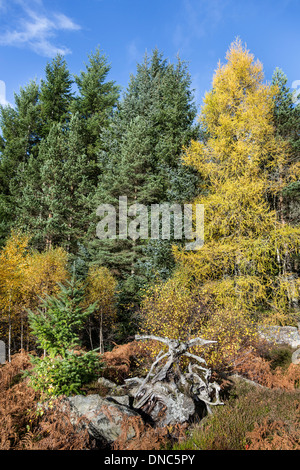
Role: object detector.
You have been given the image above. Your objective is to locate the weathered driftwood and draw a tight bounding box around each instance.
[126,335,223,426]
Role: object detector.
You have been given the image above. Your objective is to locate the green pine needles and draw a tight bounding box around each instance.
[26,276,103,397]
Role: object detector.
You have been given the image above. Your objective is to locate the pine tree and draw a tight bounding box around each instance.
[72,47,120,168]
[39,54,73,136]
[28,276,96,358]
[272,68,300,225]
[26,276,101,397]
[14,114,96,253]
[0,81,41,244]
[89,49,199,286]
[272,68,300,156]
[0,56,74,246]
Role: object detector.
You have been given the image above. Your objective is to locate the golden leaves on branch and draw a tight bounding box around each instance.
[0,231,69,352]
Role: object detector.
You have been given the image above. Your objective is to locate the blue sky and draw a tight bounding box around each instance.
[0,0,299,110]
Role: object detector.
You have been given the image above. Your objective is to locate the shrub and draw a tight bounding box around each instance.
[139,278,259,371]
[101,340,149,383]
[112,416,187,451]
[263,345,293,370]
[246,418,300,450]
[25,349,103,397]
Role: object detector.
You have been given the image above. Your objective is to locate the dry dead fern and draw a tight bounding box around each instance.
[247,418,300,450]
[101,340,148,382]
[112,414,187,451]
[0,352,93,450]
[233,348,300,390]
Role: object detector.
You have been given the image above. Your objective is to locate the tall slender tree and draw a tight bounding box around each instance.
[39,54,74,136]
[89,49,199,286]
[14,114,96,253]
[174,39,300,322]
[272,68,300,225]
[72,47,120,171]
[0,81,41,244]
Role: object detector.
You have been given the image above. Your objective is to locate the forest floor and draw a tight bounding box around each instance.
[1,343,300,451]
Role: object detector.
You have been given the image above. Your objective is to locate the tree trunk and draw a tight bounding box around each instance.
[20,311,23,351]
[126,335,223,425]
[45,212,53,250]
[99,312,104,354]
[8,293,11,362]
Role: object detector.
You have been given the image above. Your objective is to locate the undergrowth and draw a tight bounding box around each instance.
[173,383,300,450]
[0,351,93,450]
[173,344,300,451]
[2,343,300,451]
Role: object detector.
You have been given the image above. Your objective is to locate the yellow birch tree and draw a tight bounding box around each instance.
[85,266,117,353]
[0,232,30,361]
[0,232,69,357]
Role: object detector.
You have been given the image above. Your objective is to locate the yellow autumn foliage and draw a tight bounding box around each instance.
[174,38,300,320]
[23,247,69,307]
[0,232,69,356]
[140,39,300,370]
[139,277,259,370]
[85,266,117,352]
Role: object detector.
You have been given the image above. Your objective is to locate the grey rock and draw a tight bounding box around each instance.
[98,377,126,396]
[292,348,300,365]
[107,395,131,407]
[97,377,117,389]
[65,394,140,445]
[259,325,300,349]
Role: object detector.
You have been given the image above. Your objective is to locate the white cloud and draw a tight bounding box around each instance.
[0,80,12,106]
[53,13,81,31]
[0,0,81,57]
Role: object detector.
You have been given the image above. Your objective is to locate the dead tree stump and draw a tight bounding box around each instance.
[125,335,223,427]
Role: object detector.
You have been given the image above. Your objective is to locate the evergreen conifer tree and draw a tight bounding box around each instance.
[39,54,73,136]
[14,114,96,253]
[89,49,199,288]
[27,276,101,397]
[272,68,300,224]
[72,47,120,170]
[28,276,96,357]
[0,81,41,243]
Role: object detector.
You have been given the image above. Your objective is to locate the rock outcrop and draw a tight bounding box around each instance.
[65,394,140,446]
[63,335,224,446]
[258,325,300,349]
